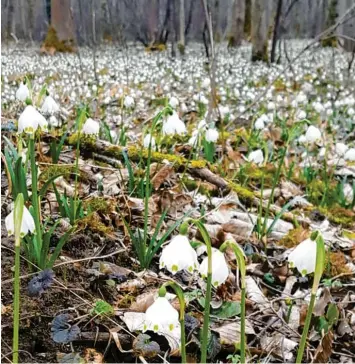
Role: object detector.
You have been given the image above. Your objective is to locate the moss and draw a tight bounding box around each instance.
[326,207,355,228]
[42,26,74,53]
[278,227,310,248]
[145,44,167,52]
[343,230,355,240]
[77,212,113,235]
[324,251,352,278]
[83,197,111,214]
[228,181,255,201]
[39,164,73,182]
[183,178,216,196]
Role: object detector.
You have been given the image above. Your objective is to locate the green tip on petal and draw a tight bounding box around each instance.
[169,323,174,331]
[172,264,179,272]
[301,269,308,276]
[153,324,159,332]
[213,281,219,287]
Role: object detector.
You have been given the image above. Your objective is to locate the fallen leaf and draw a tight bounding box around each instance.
[260,333,298,361]
[151,164,175,190]
[313,330,334,363]
[212,320,255,345]
[313,288,332,317]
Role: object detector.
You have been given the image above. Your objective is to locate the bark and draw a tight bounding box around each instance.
[179,0,185,52]
[337,0,355,52]
[251,0,270,62]
[228,0,246,47]
[270,0,283,62]
[147,0,159,44]
[51,0,75,41]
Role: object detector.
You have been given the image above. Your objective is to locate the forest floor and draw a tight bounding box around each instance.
[1,42,355,363]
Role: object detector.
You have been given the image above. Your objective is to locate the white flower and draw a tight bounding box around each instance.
[296,93,307,104]
[48,115,61,127]
[298,135,307,144]
[288,238,316,276]
[267,101,275,111]
[344,148,355,161]
[16,83,30,101]
[198,119,207,130]
[162,112,186,135]
[82,118,100,135]
[254,117,265,130]
[347,107,355,116]
[343,183,354,204]
[124,95,134,108]
[248,149,264,165]
[41,95,59,114]
[169,96,179,108]
[159,234,198,274]
[205,128,219,143]
[18,105,48,135]
[143,134,156,148]
[188,130,199,146]
[305,125,321,143]
[143,296,180,333]
[202,78,210,89]
[296,110,307,120]
[5,205,35,237]
[335,143,348,157]
[199,248,229,287]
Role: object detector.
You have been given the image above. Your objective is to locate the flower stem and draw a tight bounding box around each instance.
[162,282,187,364]
[13,244,21,364]
[240,287,246,364]
[29,137,42,267]
[296,292,316,363]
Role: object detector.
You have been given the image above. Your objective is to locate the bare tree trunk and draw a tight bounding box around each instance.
[228,0,246,47]
[148,0,159,44]
[251,0,270,62]
[337,0,355,52]
[179,0,185,53]
[270,0,283,62]
[51,0,75,42]
[322,0,338,47]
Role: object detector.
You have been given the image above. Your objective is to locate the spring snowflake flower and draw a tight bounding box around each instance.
[48,115,61,127]
[205,128,219,142]
[344,148,355,161]
[169,96,179,108]
[16,83,30,101]
[143,134,156,148]
[305,125,321,143]
[82,118,100,135]
[288,238,317,276]
[5,205,35,237]
[199,248,229,287]
[41,95,60,114]
[162,112,186,135]
[343,184,354,204]
[188,130,199,146]
[296,110,307,120]
[254,117,265,130]
[248,149,264,165]
[124,95,135,108]
[18,105,48,134]
[202,78,210,89]
[335,143,348,157]
[159,234,198,274]
[143,296,180,333]
[267,101,276,111]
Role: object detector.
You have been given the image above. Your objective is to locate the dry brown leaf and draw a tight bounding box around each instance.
[260,334,298,361]
[130,290,158,312]
[313,288,332,317]
[213,320,255,346]
[151,164,175,190]
[313,330,334,363]
[83,349,104,364]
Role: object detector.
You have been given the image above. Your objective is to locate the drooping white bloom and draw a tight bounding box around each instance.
[162,112,186,135]
[288,238,317,276]
[41,95,60,114]
[143,134,156,148]
[82,118,100,135]
[198,119,207,130]
[143,296,180,333]
[347,107,355,116]
[18,105,48,134]
[124,95,135,108]
[199,248,229,287]
[5,205,35,237]
[48,115,61,128]
[267,101,275,111]
[205,128,219,143]
[254,117,265,130]
[169,96,179,108]
[202,78,210,89]
[343,183,354,204]
[188,130,199,146]
[296,93,307,104]
[296,110,307,120]
[305,125,321,143]
[16,83,30,101]
[248,149,264,165]
[159,234,198,274]
[344,148,355,161]
[335,143,348,157]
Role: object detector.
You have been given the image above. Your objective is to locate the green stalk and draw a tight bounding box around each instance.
[296,231,325,363]
[296,293,316,363]
[29,138,42,267]
[13,194,25,364]
[220,241,247,363]
[161,282,187,363]
[187,219,212,363]
[73,133,81,222]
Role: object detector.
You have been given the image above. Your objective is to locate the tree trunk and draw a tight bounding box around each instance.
[322,0,338,47]
[148,0,159,44]
[228,0,246,47]
[179,0,185,53]
[251,0,270,62]
[270,0,283,62]
[337,0,355,52]
[51,0,75,42]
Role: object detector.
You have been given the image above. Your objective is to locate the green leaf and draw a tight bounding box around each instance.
[263,272,275,285]
[211,301,241,319]
[91,299,114,316]
[315,316,329,334]
[326,303,339,327]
